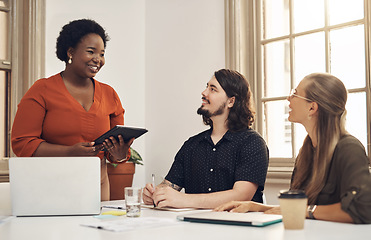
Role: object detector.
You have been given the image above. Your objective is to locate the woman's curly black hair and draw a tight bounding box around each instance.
[56,19,110,63]
[201,69,256,132]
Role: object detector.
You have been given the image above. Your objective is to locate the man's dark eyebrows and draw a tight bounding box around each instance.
[206,82,216,87]
[209,83,218,89]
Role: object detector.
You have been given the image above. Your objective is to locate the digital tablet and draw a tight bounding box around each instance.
[177,211,282,227]
[93,125,148,146]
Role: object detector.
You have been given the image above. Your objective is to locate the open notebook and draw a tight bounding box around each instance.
[177,211,282,227]
[9,157,101,217]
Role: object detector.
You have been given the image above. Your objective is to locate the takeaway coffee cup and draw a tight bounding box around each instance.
[278,190,308,230]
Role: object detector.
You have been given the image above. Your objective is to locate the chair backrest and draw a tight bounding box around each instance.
[0,182,11,215]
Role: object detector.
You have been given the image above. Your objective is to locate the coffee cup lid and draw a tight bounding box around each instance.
[278,190,307,199]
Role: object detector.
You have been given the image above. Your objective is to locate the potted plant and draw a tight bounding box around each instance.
[107,147,143,200]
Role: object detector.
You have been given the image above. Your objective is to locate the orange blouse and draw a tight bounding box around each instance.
[11,73,125,200]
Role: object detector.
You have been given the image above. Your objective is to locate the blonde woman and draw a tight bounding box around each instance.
[215,73,371,224]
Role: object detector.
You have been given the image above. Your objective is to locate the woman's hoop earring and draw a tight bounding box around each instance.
[68,57,72,64]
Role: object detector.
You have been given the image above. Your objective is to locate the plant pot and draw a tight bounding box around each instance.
[107,162,135,200]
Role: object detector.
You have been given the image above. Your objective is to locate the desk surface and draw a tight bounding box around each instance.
[1,201,370,240]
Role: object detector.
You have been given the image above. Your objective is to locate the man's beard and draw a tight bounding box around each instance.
[197,101,227,118]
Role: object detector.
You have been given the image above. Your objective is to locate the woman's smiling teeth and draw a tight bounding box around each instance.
[88,65,99,72]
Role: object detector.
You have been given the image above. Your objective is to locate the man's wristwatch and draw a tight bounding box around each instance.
[307,205,317,219]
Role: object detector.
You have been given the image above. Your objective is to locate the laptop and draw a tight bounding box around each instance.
[177,211,282,227]
[9,157,101,217]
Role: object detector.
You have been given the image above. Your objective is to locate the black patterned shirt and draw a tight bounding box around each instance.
[165,128,269,203]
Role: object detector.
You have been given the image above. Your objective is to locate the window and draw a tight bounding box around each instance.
[0,0,11,160]
[0,0,45,182]
[257,0,370,168]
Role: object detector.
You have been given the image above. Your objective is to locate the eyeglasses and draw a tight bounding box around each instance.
[289,89,312,102]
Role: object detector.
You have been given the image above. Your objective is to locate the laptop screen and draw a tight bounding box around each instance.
[9,157,101,216]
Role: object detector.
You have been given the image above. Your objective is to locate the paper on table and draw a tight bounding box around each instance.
[141,204,199,212]
[81,216,184,232]
[101,210,126,216]
[0,216,14,224]
[102,202,203,212]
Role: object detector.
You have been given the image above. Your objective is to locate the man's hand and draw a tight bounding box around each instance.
[153,186,187,208]
[142,183,155,205]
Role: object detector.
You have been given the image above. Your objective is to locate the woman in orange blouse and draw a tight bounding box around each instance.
[11,19,133,201]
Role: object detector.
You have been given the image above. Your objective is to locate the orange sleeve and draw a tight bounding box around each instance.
[109,87,125,128]
[11,80,47,156]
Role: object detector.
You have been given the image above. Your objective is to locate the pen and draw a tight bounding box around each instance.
[102,205,125,210]
[152,173,156,207]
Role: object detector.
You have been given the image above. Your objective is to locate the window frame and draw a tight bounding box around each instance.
[0,0,45,182]
[256,0,371,166]
[224,0,371,179]
[0,0,11,155]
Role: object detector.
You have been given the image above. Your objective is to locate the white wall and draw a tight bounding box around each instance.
[145,0,225,184]
[44,0,225,187]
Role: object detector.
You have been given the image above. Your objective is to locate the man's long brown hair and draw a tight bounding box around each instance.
[201,69,255,132]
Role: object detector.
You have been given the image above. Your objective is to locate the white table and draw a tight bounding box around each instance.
[1,201,370,240]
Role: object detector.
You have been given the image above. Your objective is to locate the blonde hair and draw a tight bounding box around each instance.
[291,73,348,204]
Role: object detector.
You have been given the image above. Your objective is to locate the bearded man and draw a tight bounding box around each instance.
[143,69,269,209]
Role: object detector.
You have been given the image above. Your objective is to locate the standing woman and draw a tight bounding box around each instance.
[11,19,133,201]
[215,73,371,224]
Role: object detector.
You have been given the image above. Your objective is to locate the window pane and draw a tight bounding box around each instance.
[0,71,5,158]
[263,100,292,158]
[329,0,364,25]
[294,121,307,157]
[259,0,369,166]
[263,40,290,98]
[261,0,289,39]
[330,25,365,89]
[294,32,326,86]
[0,11,9,59]
[293,0,324,33]
[346,92,368,154]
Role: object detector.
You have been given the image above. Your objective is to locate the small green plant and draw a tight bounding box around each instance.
[128,147,143,165]
[109,147,143,167]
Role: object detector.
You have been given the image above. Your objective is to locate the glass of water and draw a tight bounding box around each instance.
[124,187,142,217]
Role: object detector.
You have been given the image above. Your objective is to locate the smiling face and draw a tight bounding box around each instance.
[67,33,105,79]
[197,76,233,119]
[287,79,313,124]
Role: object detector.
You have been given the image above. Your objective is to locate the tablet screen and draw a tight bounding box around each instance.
[93,125,148,146]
